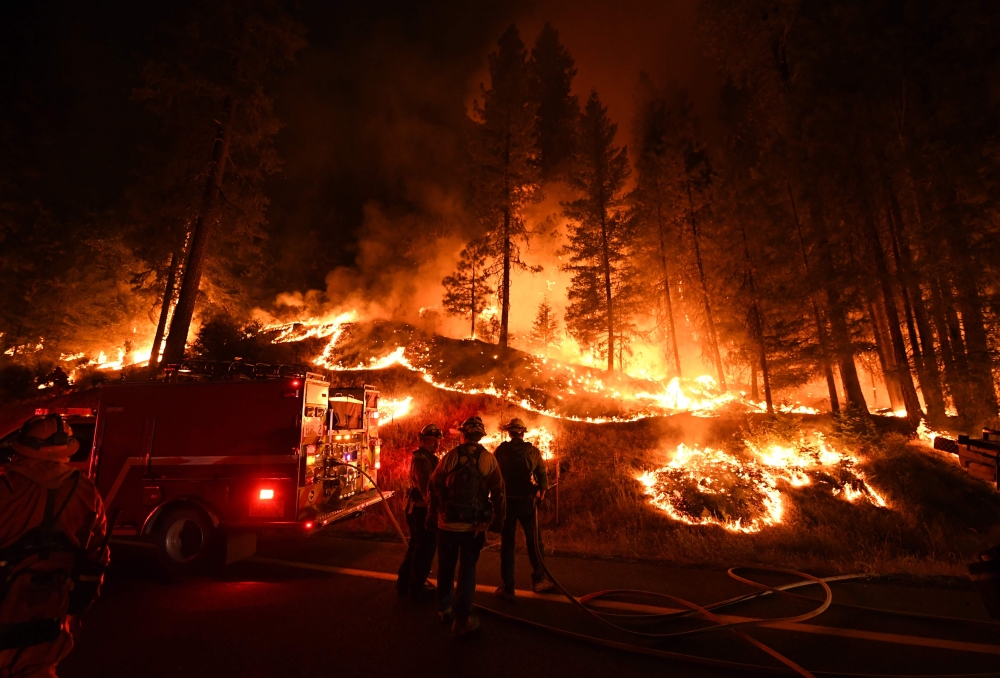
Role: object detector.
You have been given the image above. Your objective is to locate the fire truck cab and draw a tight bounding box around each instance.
[6,370,389,572]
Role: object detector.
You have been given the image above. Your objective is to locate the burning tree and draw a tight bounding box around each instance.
[137,1,306,367]
[631,74,685,379]
[470,25,541,349]
[442,239,494,340]
[529,297,560,357]
[563,92,641,373]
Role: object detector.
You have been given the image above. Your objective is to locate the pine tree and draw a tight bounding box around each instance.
[442,239,494,340]
[143,1,306,366]
[528,23,580,179]
[563,92,639,373]
[470,25,541,349]
[529,297,560,356]
[631,74,684,379]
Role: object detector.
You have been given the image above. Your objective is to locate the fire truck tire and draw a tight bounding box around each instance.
[153,507,221,573]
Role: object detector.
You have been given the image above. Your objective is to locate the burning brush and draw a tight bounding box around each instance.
[637,434,887,533]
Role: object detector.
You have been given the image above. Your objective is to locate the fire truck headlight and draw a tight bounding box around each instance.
[259,488,275,500]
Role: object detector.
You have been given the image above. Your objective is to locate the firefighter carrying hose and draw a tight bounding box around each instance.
[427,416,505,638]
[0,414,108,678]
[396,423,443,602]
[493,418,554,600]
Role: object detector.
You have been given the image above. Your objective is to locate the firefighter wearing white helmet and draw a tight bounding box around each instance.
[493,418,552,600]
[427,416,505,638]
[0,414,109,677]
[396,423,444,602]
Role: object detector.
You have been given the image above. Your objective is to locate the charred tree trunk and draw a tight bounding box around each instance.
[804,193,867,412]
[654,195,682,378]
[740,222,772,414]
[903,159,970,422]
[498,129,512,349]
[866,293,905,411]
[860,204,923,424]
[148,249,182,371]
[788,182,840,413]
[162,95,235,366]
[882,184,947,421]
[928,275,971,418]
[470,266,476,339]
[600,202,615,373]
[943,219,998,427]
[685,177,726,390]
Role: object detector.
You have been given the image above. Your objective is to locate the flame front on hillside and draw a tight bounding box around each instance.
[271,314,819,423]
[637,434,886,533]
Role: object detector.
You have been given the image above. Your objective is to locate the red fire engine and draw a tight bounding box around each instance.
[1,367,390,572]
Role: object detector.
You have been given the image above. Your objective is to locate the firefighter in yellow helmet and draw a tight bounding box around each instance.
[427,416,505,638]
[396,423,443,601]
[493,418,552,600]
[0,414,109,678]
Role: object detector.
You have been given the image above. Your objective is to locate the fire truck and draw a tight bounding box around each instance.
[0,364,389,572]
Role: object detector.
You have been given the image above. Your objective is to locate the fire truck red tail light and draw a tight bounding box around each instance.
[259,488,275,500]
[291,380,300,387]
[305,522,314,530]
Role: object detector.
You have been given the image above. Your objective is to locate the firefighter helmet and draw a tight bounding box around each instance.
[11,414,79,461]
[459,416,486,439]
[419,423,444,438]
[501,418,527,433]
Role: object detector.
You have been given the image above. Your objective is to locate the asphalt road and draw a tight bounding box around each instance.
[59,534,1000,678]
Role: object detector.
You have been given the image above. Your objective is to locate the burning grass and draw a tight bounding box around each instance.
[331,365,1000,577]
[258,318,820,422]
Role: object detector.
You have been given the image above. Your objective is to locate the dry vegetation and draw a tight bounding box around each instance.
[330,366,1000,578]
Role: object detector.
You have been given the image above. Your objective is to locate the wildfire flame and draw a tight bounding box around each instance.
[480,425,555,461]
[377,396,413,422]
[270,313,826,423]
[637,434,886,533]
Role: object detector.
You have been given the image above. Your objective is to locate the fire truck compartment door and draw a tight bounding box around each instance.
[305,382,328,406]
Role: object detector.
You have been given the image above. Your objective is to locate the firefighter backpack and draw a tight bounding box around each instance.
[498,440,536,497]
[0,472,102,650]
[442,444,492,524]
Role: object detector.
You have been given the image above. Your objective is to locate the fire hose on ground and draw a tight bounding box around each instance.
[472,506,1000,678]
[356,471,1000,678]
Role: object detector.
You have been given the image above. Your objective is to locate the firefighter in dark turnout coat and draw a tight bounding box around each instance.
[396,424,443,601]
[427,416,505,638]
[493,418,552,599]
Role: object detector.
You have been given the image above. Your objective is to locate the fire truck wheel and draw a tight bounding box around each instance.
[154,507,220,573]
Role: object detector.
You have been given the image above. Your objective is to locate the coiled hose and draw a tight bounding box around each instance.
[358,467,998,677]
[470,506,1000,678]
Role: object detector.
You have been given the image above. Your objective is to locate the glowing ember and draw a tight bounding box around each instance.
[637,434,886,533]
[638,444,783,533]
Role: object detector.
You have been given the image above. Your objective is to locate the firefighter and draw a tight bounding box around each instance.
[395,423,443,602]
[427,416,505,638]
[493,418,553,600]
[0,414,108,678]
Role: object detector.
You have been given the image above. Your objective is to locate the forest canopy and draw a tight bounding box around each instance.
[3,0,1000,431]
